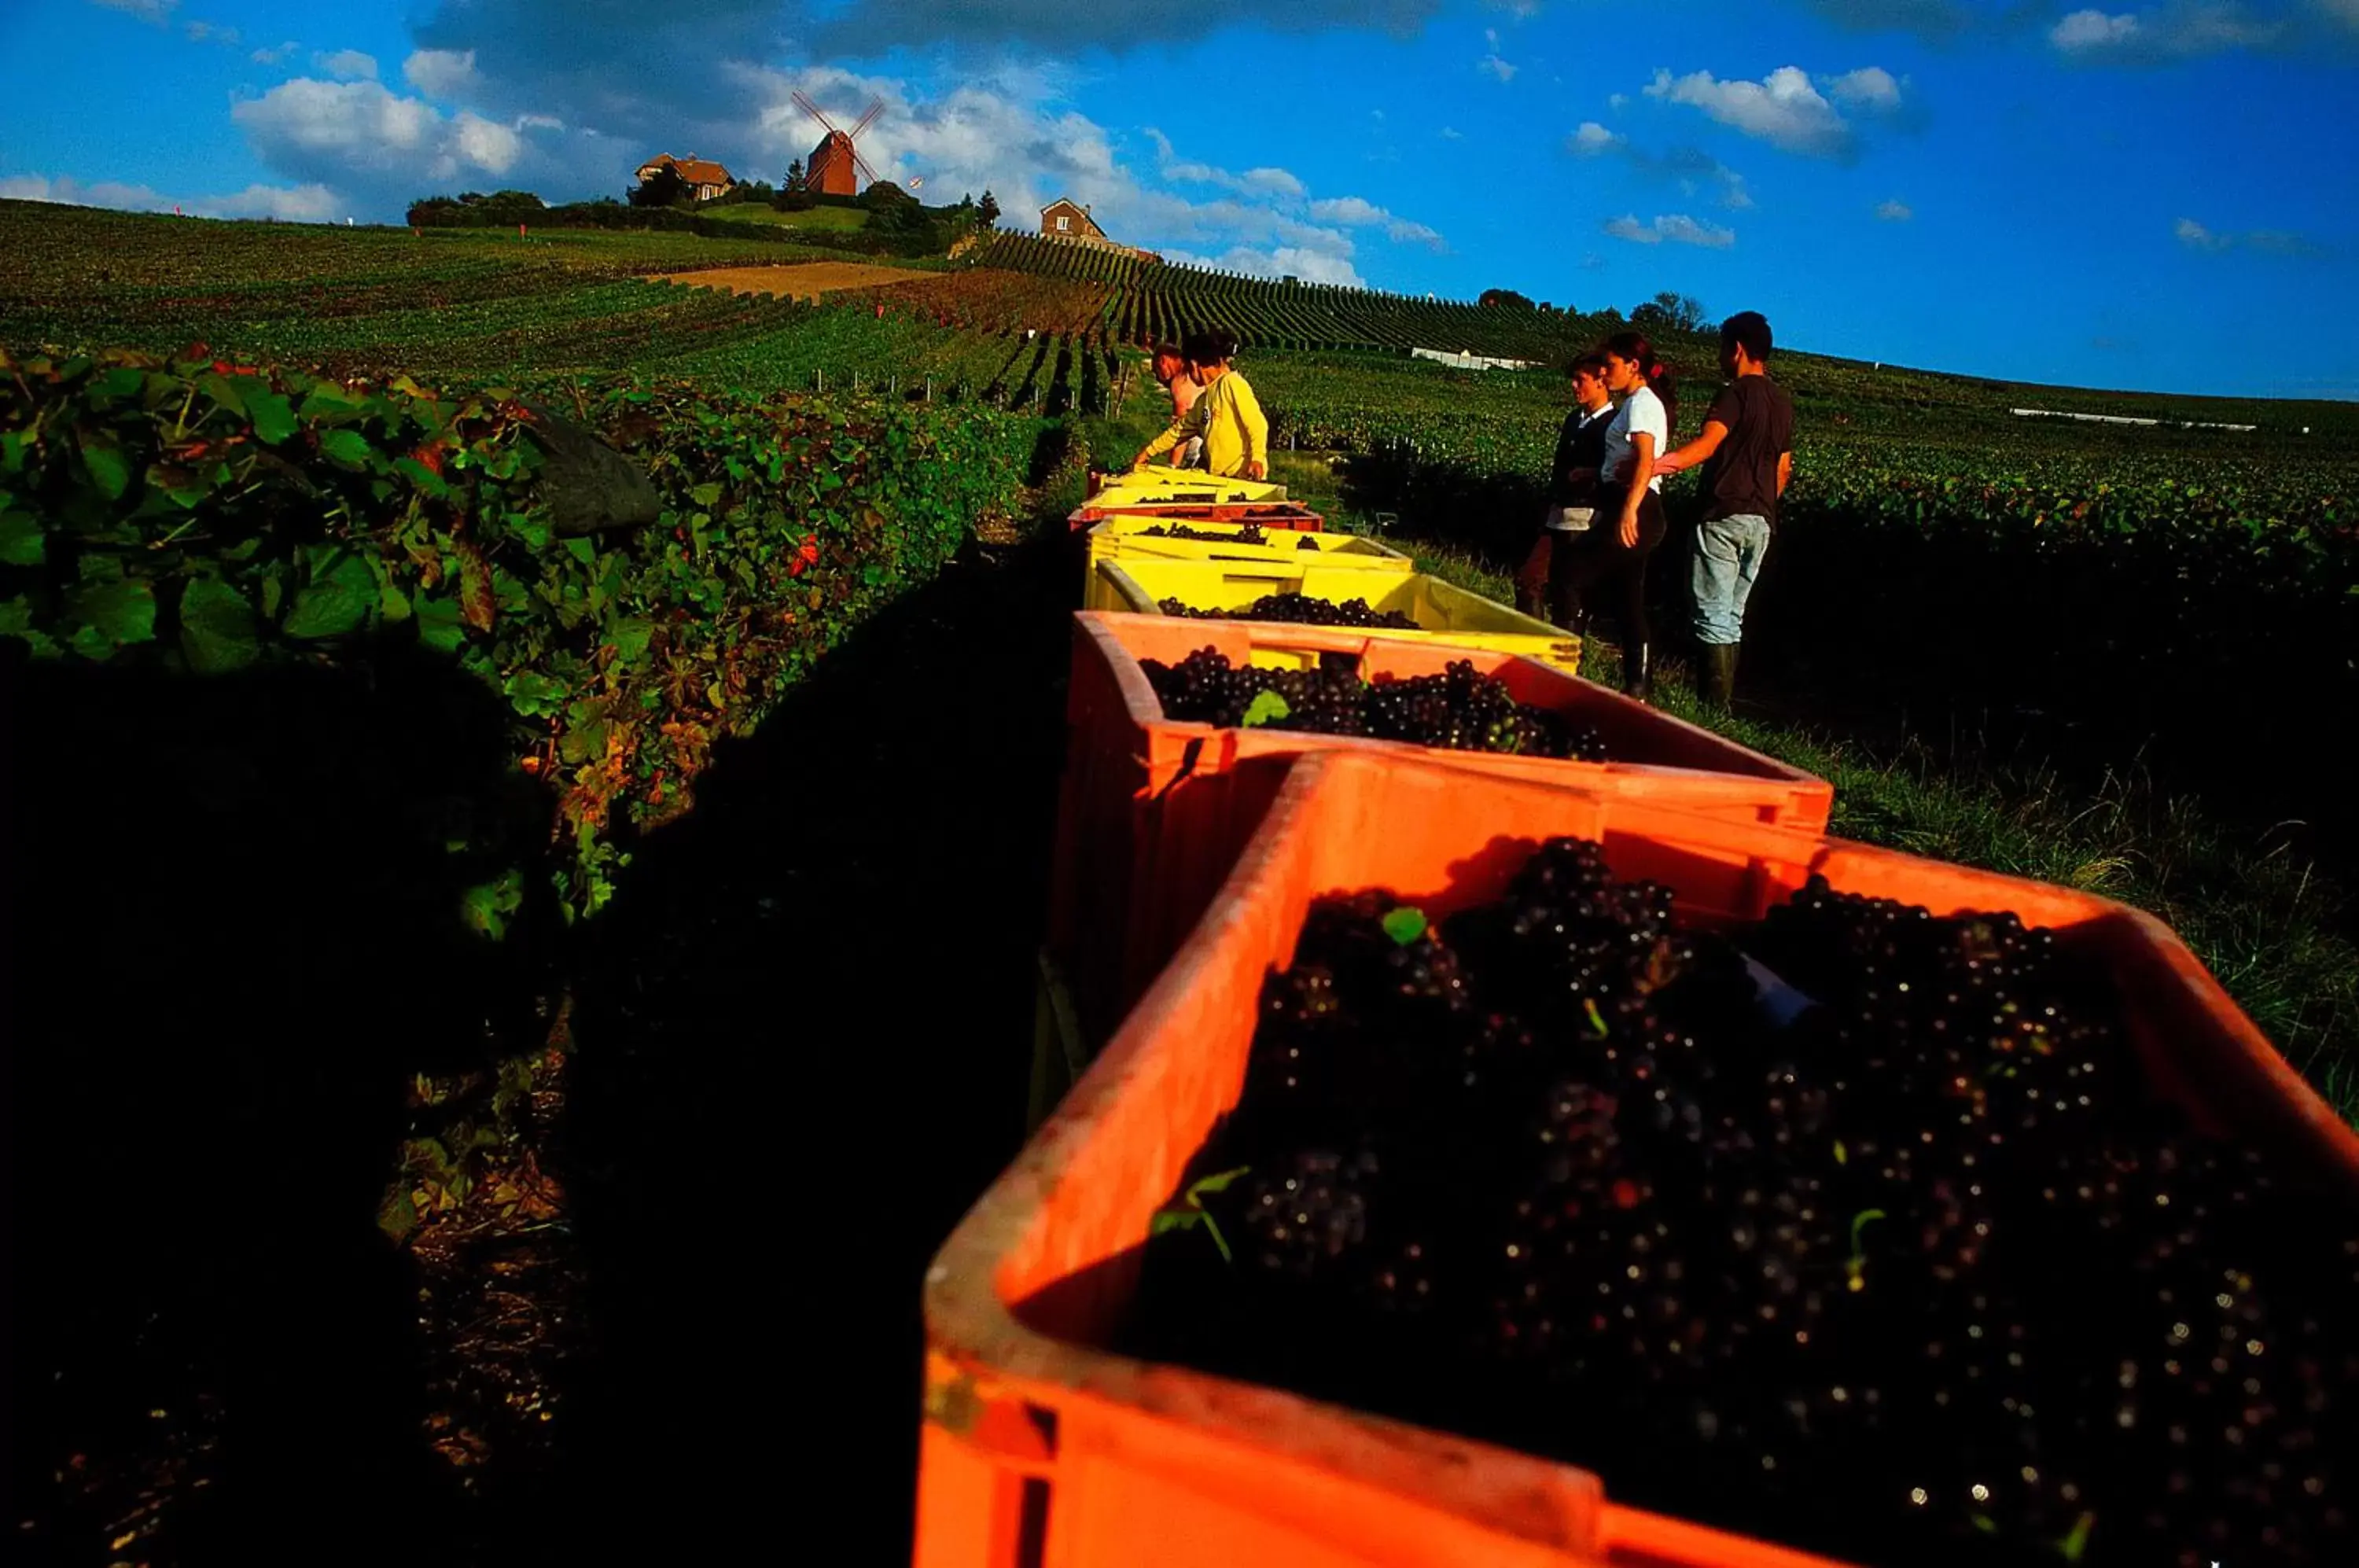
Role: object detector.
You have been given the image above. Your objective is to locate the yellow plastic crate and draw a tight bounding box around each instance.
[1089,465,1290,508]
[1089,558,1583,673]
[1080,517,1411,601]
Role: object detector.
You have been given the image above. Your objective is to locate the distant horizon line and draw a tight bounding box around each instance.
[2,193,2353,409]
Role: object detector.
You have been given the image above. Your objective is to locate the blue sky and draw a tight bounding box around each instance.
[4,0,2355,397]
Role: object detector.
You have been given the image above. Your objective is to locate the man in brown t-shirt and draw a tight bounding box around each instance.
[1654,311,1794,710]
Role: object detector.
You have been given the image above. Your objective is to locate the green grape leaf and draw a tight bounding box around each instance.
[281,550,377,639]
[178,575,263,673]
[318,429,376,470]
[1381,907,1428,946]
[1239,689,1291,728]
[0,509,45,566]
[77,427,132,500]
[64,575,156,647]
[0,594,61,656]
[505,670,569,718]
[244,388,297,445]
[414,591,466,653]
[393,456,450,497]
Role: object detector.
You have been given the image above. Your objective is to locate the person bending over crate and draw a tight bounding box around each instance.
[1132,329,1269,480]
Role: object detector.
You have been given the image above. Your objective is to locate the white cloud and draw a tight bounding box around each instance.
[1607,92,1630,109]
[184,19,239,45]
[1308,194,1386,224]
[1478,53,1518,81]
[250,39,298,64]
[1240,166,1307,198]
[1570,120,1622,155]
[1646,64,1858,157]
[1655,213,1736,247]
[1439,125,1464,138]
[745,69,1393,282]
[1161,245,1366,287]
[1152,142,1309,201]
[313,49,379,81]
[1645,63,1908,158]
[2052,9,2142,48]
[1826,65,1903,109]
[2320,0,2359,29]
[88,0,176,22]
[1306,194,1447,250]
[0,171,338,223]
[1603,212,1735,248]
[2177,216,2327,255]
[404,49,481,101]
[2247,229,2324,256]
[1572,127,1753,210]
[2175,215,2231,249]
[233,78,527,195]
[1876,197,1914,221]
[2052,4,2289,60]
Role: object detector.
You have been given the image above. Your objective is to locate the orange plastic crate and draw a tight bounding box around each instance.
[924,751,2359,1568]
[1043,611,1833,1046]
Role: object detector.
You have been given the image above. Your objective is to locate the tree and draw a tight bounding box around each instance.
[1479,287,1536,310]
[629,164,691,209]
[1634,290,1708,333]
[775,157,814,212]
[977,189,1000,229]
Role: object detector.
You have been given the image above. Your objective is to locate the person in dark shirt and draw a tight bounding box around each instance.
[1654,311,1794,710]
[1514,354,1614,628]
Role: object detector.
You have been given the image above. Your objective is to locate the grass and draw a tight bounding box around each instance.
[1251,450,2359,1121]
[698,203,872,231]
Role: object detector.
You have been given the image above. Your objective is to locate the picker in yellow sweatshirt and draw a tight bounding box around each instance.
[1133,332,1268,480]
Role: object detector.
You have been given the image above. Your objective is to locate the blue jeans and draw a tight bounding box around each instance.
[1691,513,1770,647]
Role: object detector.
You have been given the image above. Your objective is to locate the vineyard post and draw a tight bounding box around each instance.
[924,376,933,403]
[816,368,825,394]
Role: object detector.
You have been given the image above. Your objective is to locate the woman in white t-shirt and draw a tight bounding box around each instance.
[1559,330,1677,701]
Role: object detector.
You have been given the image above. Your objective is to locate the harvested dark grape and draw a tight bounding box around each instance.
[1139,520,1271,543]
[1141,646,1607,761]
[1127,851,2357,1568]
[1157,591,1420,630]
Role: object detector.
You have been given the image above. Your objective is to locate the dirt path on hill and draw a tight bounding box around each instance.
[648,262,936,300]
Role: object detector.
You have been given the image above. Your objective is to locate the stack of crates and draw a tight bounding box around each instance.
[915,500,2356,1568]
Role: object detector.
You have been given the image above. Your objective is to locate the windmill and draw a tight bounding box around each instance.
[793,92,885,197]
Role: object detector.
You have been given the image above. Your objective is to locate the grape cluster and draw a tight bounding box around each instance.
[1140,520,1272,543]
[1127,853,2359,1567]
[1157,592,1420,630]
[1141,648,1607,760]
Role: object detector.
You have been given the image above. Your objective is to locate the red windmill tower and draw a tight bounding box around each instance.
[793,92,885,197]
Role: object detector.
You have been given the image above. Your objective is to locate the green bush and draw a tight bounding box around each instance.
[0,344,1037,920]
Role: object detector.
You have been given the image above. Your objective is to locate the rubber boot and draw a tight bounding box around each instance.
[1701,642,1739,711]
[1621,639,1653,704]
